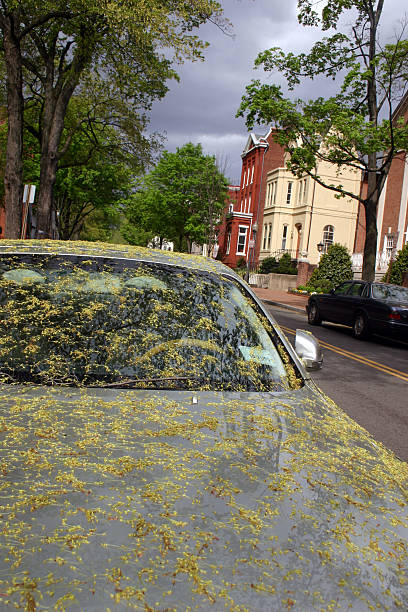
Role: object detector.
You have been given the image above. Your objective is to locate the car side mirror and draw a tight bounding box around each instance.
[295,329,323,371]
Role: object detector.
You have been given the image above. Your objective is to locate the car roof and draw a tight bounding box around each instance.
[0,239,239,278]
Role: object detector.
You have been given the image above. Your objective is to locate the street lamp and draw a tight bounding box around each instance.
[317,240,325,261]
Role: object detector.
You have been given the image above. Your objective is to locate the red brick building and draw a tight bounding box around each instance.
[217,129,284,269]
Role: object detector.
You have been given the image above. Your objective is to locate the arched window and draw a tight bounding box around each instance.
[323,225,334,252]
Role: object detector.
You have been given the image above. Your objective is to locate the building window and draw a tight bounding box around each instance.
[302,179,307,203]
[268,181,277,207]
[236,226,248,254]
[286,182,293,204]
[323,225,334,252]
[226,230,231,255]
[385,235,394,259]
[281,225,288,250]
[248,195,251,212]
[265,183,271,208]
[251,164,254,184]
[267,224,272,250]
[298,179,307,204]
[262,224,267,250]
[297,182,302,205]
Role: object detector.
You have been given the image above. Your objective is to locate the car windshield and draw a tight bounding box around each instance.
[0,254,299,392]
[372,284,408,302]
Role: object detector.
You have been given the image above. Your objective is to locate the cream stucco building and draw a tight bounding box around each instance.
[259,153,361,266]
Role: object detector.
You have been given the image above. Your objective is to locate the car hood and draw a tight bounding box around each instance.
[1,384,407,611]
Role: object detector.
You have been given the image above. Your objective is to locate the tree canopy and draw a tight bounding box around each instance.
[0,0,228,238]
[123,143,229,252]
[237,0,408,281]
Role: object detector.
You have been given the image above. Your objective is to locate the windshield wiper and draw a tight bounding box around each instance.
[91,376,207,389]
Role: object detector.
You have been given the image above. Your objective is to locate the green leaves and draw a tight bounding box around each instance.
[238,0,408,280]
[123,143,228,251]
[306,243,353,292]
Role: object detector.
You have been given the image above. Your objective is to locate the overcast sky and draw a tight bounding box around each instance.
[148,0,406,184]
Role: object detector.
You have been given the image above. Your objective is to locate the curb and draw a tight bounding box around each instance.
[260,299,307,314]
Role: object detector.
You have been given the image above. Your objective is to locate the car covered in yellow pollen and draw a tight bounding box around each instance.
[0,240,407,611]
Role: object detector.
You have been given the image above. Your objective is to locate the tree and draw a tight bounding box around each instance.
[0,0,228,238]
[0,2,70,237]
[306,243,353,293]
[123,143,229,252]
[237,0,408,281]
[54,143,132,241]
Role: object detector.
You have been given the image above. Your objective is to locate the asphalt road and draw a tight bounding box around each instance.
[265,304,408,462]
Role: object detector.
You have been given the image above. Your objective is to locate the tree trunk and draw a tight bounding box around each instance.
[2,16,23,238]
[34,27,96,238]
[35,81,65,238]
[362,167,379,281]
[36,154,59,238]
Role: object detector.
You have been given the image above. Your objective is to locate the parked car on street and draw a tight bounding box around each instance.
[0,241,407,611]
[307,280,408,340]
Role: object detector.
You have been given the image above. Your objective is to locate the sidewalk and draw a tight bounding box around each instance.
[252,287,309,314]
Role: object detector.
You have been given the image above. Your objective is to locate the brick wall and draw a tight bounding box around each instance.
[380,152,406,249]
[253,130,285,265]
[297,261,316,286]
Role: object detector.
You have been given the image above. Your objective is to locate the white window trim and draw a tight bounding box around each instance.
[322,225,334,252]
[281,225,288,250]
[265,183,270,208]
[267,224,272,250]
[262,224,267,250]
[286,182,293,205]
[236,225,248,255]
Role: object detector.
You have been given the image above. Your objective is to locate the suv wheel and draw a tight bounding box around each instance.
[308,302,322,326]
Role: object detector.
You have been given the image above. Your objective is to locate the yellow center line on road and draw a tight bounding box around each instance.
[280,325,408,383]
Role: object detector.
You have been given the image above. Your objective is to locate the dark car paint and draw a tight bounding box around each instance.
[307,280,408,340]
[0,242,407,611]
[0,385,407,611]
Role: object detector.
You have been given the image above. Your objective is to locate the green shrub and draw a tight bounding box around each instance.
[306,243,353,293]
[383,243,408,285]
[236,257,247,269]
[275,252,297,275]
[259,253,297,275]
[259,256,278,274]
